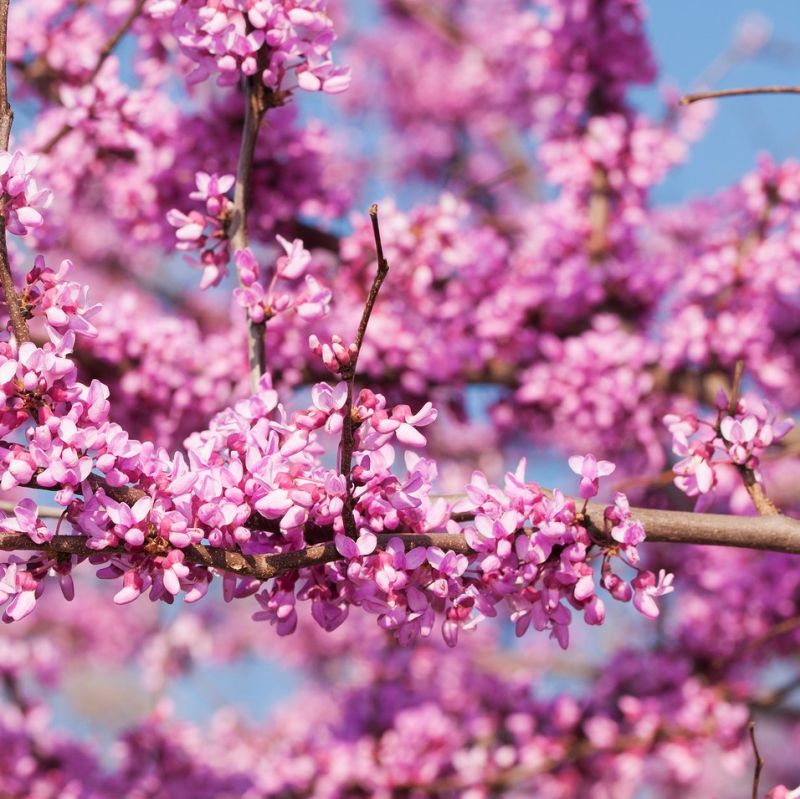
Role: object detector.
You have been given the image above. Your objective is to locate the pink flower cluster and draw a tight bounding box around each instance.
[167,171,235,288]
[20,255,100,346]
[0,257,667,645]
[665,391,794,510]
[149,0,350,94]
[234,237,331,323]
[0,150,52,236]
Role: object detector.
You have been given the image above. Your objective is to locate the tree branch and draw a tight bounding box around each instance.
[728,360,781,516]
[587,165,611,260]
[2,498,800,584]
[748,720,764,799]
[681,85,800,105]
[0,0,29,344]
[0,0,11,150]
[339,204,390,537]
[230,51,276,392]
[0,531,470,581]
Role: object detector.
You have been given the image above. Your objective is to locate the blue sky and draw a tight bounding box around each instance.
[640,1,800,200]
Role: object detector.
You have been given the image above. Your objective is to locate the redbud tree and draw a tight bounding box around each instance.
[1,0,800,796]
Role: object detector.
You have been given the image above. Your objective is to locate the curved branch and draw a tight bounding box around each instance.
[339,204,390,537]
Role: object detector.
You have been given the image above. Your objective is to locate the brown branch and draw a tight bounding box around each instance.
[339,204,390,537]
[737,467,780,516]
[728,359,744,415]
[4,491,800,584]
[38,0,147,156]
[0,0,10,150]
[0,0,29,344]
[748,720,764,799]
[587,165,611,259]
[0,221,27,341]
[727,360,781,516]
[681,85,800,105]
[230,50,277,392]
[613,506,800,553]
[0,531,470,582]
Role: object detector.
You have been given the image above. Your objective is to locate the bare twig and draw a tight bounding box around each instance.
[230,52,275,392]
[727,361,780,516]
[339,204,390,537]
[728,359,745,415]
[681,85,800,105]
[0,0,29,344]
[0,0,11,150]
[748,720,764,799]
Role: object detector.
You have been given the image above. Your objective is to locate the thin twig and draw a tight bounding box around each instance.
[38,0,147,155]
[339,204,390,537]
[0,0,29,343]
[727,361,780,516]
[681,85,800,105]
[0,0,11,150]
[748,720,764,799]
[728,358,744,415]
[230,51,274,392]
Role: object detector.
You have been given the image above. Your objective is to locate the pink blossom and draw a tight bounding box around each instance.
[568,454,616,499]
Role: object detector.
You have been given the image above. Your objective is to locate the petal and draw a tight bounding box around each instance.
[396,423,427,448]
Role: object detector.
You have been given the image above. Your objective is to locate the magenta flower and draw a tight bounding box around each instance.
[275,235,311,279]
[0,150,52,235]
[0,499,52,544]
[632,569,675,619]
[568,454,616,499]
